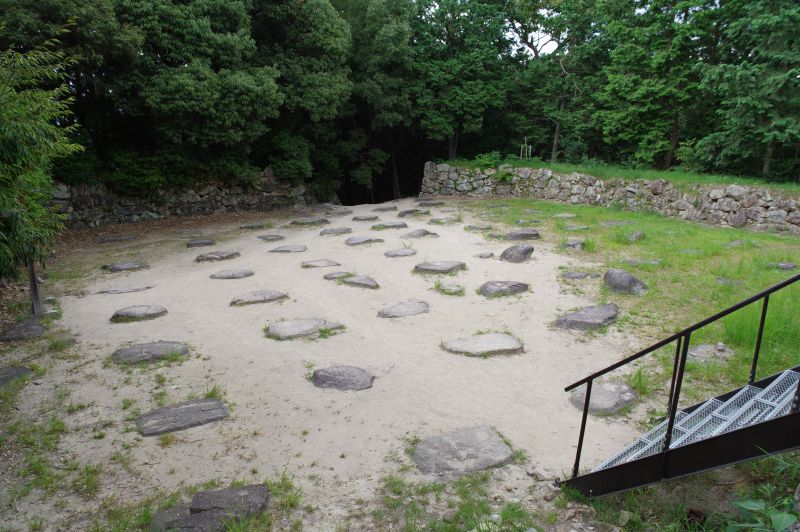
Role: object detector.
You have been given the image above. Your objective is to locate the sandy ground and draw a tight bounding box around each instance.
[3,199,645,529]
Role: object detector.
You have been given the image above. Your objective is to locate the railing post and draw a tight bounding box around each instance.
[792,375,800,414]
[572,379,593,479]
[663,332,691,452]
[749,295,770,384]
[666,336,683,412]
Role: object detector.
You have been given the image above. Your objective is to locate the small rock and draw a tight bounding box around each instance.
[628,230,645,242]
[428,216,459,225]
[189,484,270,518]
[465,224,492,231]
[478,281,529,298]
[418,200,444,207]
[302,259,340,268]
[319,227,352,236]
[436,283,464,296]
[269,244,307,253]
[186,239,215,248]
[688,342,735,362]
[98,285,155,294]
[555,304,618,331]
[239,222,269,230]
[195,250,240,262]
[553,213,576,219]
[564,239,585,251]
[209,269,254,279]
[769,262,796,271]
[477,252,494,259]
[564,224,589,231]
[0,366,33,388]
[102,261,148,272]
[312,366,375,391]
[526,465,545,481]
[345,235,384,246]
[257,234,285,242]
[110,305,168,323]
[230,290,287,306]
[373,205,398,212]
[500,244,534,263]
[342,275,379,289]
[603,269,648,295]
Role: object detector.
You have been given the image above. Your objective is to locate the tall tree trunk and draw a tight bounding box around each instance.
[663,113,680,169]
[447,131,459,160]
[27,258,46,316]
[550,98,565,162]
[762,140,775,178]
[390,133,401,199]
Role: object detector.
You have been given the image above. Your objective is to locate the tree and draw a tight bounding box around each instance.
[0,39,81,313]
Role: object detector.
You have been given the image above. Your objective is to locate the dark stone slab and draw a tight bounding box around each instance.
[414,261,466,274]
[149,504,190,532]
[436,282,464,296]
[342,275,379,289]
[137,399,229,436]
[102,261,148,272]
[231,290,287,306]
[465,224,492,231]
[190,484,270,518]
[418,200,444,207]
[569,382,637,415]
[398,209,430,218]
[291,217,329,226]
[319,227,352,236]
[302,259,340,268]
[384,248,416,257]
[604,269,648,295]
[0,366,33,388]
[403,229,438,239]
[112,341,189,364]
[372,221,408,230]
[564,239,585,251]
[352,215,379,221]
[0,319,47,342]
[561,271,600,280]
[312,366,375,391]
[187,239,215,248]
[210,269,253,279]
[504,229,541,241]
[500,244,534,263]
[239,222,269,230]
[195,251,240,262]
[161,510,227,531]
[257,234,284,242]
[111,305,168,323]
[269,244,307,253]
[413,426,513,475]
[345,236,383,246]
[373,205,398,212]
[478,281,529,298]
[98,285,155,294]
[555,304,619,330]
[323,271,354,280]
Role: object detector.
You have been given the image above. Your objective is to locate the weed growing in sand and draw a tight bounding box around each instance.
[317,326,339,339]
[66,401,93,414]
[7,414,67,497]
[266,469,303,511]
[304,361,316,380]
[158,433,176,448]
[120,398,134,410]
[204,383,226,402]
[72,464,101,498]
[48,336,73,352]
[433,280,464,296]
[625,366,657,396]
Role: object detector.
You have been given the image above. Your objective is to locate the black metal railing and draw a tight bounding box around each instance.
[565,272,800,480]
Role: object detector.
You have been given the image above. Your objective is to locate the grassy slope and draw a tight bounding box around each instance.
[447,158,800,195]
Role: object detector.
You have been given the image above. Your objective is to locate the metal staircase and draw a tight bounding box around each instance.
[560,273,800,497]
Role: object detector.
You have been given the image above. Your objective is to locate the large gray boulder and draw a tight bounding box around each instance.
[413,426,513,475]
[112,341,189,364]
[478,281,529,298]
[102,261,148,272]
[0,319,46,342]
[195,250,240,262]
[500,244,534,263]
[603,269,648,295]
[111,305,168,323]
[265,319,344,340]
[555,304,618,330]
[378,299,430,318]
[414,261,466,274]
[312,366,375,391]
[442,333,523,357]
[569,382,637,415]
[230,290,287,306]
[137,399,229,436]
[504,229,540,241]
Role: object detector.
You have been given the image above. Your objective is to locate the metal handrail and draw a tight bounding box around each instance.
[566,272,800,480]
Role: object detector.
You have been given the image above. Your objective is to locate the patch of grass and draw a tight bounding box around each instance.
[625,367,658,397]
[120,398,134,410]
[317,327,338,339]
[5,415,68,497]
[204,383,226,402]
[0,373,31,412]
[48,336,73,352]
[433,280,465,296]
[158,433,177,448]
[72,464,102,498]
[265,469,303,511]
[303,361,316,381]
[66,401,93,414]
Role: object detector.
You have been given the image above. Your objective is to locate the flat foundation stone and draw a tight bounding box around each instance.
[112,341,189,364]
[269,244,307,253]
[500,244,534,263]
[0,366,33,387]
[257,234,285,242]
[442,332,523,357]
[769,262,797,270]
[372,221,408,230]
[102,261,148,272]
[342,275,379,289]
[561,271,599,280]
[98,285,155,294]
[111,305,168,323]
[378,299,430,318]
[564,224,589,231]
[465,224,492,231]
[553,213,576,219]
[625,258,661,267]
[195,251,240,262]
[477,252,494,259]
[384,248,416,257]
[190,484,270,518]
[504,229,541,241]
[137,399,229,436]
[569,382,637,415]
[266,319,344,340]
[555,304,618,331]
[373,205,398,212]
[398,209,430,218]
[291,217,329,226]
[478,281,529,298]
[0,319,46,341]
[324,271,354,280]
[320,227,352,236]
[688,342,735,362]
[231,290,287,306]
[312,366,375,391]
[413,426,513,475]
[210,269,253,279]
[187,239,215,248]
[302,259,340,268]
[403,229,438,238]
[428,217,459,225]
[604,269,648,295]
[418,200,444,207]
[353,215,379,221]
[564,239,585,251]
[345,236,384,246]
[239,222,269,230]
[414,261,466,274]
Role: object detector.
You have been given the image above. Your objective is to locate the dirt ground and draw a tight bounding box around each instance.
[0,199,648,530]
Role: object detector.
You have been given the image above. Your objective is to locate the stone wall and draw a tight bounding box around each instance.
[51,171,308,227]
[420,162,800,235]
